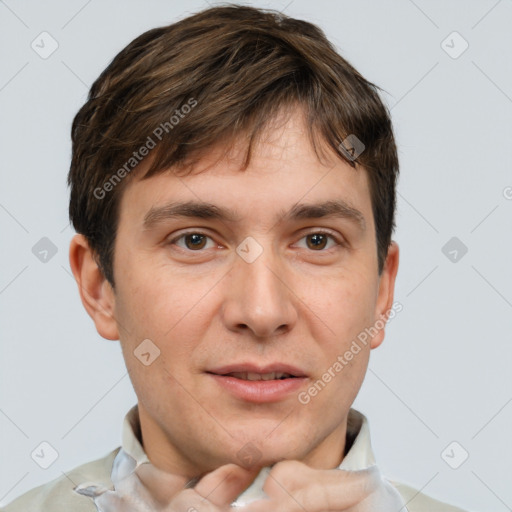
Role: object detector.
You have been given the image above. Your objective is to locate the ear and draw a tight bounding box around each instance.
[69,234,119,341]
[370,241,399,350]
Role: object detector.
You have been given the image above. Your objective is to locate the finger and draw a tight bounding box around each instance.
[351,478,407,510]
[242,499,274,512]
[95,489,153,512]
[135,463,189,506]
[167,487,222,512]
[261,461,381,511]
[193,463,261,507]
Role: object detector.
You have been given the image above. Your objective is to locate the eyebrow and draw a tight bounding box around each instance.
[143,199,366,232]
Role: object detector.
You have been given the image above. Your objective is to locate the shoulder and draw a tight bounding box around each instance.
[1,448,119,512]
[390,480,468,512]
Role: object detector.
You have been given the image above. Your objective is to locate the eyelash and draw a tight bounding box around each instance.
[167,230,344,252]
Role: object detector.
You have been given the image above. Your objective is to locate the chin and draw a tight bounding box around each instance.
[225,438,305,471]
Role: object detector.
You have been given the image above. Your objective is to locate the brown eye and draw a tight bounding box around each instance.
[295,231,341,252]
[306,233,328,250]
[184,233,207,250]
[169,232,215,251]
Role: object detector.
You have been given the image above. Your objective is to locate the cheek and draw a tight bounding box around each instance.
[114,262,217,370]
[116,259,194,332]
[308,270,377,346]
[302,271,376,406]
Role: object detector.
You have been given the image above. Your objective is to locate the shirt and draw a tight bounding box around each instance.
[1,405,468,511]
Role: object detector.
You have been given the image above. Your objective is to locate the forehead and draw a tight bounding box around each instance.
[118,109,373,231]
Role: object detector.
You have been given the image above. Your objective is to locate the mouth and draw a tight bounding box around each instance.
[220,371,297,381]
[206,363,307,403]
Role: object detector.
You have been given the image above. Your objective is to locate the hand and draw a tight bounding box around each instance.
[241,460,407,512]
[86,460,260,512]
[76,448,405,512]
[166,464,260,511]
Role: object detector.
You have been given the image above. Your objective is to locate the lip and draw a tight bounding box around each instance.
[206,362,308,403]
[207,363,307,377]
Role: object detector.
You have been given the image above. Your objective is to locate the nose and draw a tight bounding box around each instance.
[221,244,298,339]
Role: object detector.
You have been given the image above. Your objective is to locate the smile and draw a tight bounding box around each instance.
[224,371,295,381]
[206,363,307,403]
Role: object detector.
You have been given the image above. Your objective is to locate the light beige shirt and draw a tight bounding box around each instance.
[2,406,467,511]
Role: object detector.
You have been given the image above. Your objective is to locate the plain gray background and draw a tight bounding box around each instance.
[1,1,511,510]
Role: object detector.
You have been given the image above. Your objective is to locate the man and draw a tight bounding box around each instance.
[3,4,467,511]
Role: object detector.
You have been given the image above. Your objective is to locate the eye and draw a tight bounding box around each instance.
[295,231,341,251]
[167,230,342,252]
[169,232,217,251]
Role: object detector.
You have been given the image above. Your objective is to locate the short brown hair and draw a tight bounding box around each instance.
[68,4,399,286]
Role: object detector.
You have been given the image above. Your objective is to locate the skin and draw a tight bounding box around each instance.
[70,107,399,498]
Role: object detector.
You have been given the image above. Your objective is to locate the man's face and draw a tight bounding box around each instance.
[107,108,398,477]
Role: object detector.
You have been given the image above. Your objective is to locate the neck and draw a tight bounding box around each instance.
[137,404,350,478]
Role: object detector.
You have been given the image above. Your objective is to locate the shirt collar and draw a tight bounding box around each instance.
[120,404,376,471]
[74,405,379,509]
[339,407,376,470]
[121,404,150,465]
